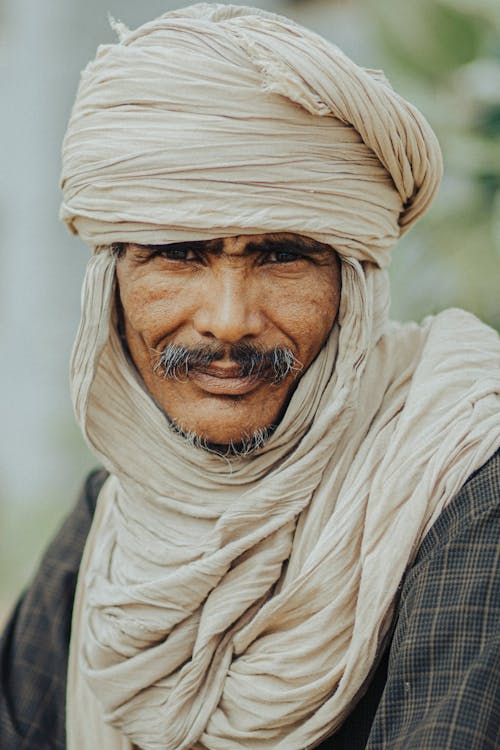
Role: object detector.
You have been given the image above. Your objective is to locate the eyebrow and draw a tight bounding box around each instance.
[244,235,331,256]
[134,238,224,254]
[135,235,331,257]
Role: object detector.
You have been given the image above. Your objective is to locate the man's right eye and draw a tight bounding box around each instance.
[158,246,195,261]
[130,243,203,265]
[143,243,200,262]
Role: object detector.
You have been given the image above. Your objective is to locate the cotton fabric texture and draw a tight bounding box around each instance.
[62,5,500,750]
[60,3,442,268]
[2,452,499,750]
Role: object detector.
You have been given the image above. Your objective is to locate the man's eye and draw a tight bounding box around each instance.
[268,251,301,263]
[157,247,196,261]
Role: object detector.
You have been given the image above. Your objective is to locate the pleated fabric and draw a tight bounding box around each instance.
[67,252,500,750]
[63,5,500,750]
[60,3,442,269]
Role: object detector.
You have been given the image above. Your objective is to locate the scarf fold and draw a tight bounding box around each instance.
[67,250,500,750]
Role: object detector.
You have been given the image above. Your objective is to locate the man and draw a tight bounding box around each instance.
[1,4,499,749]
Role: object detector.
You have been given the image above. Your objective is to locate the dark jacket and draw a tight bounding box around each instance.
[1,451,499,749]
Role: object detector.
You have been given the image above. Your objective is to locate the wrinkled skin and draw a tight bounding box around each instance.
[116,232,341,447]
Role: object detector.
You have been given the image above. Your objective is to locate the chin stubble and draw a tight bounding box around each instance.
[152,342,301,457]
[166,418,277,458]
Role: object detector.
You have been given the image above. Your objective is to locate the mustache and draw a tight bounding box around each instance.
[152,343,302,385]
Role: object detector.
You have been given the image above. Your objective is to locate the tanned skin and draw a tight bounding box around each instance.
[116,232,341,446]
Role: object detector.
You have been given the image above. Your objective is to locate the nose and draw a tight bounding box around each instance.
[192,269,265,343]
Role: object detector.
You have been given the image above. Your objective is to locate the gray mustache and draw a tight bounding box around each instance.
[153,343,301,384]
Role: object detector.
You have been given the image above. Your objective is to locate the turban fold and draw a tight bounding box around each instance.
[60,2,442,268]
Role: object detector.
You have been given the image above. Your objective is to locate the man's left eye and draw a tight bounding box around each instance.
[268,251,301,263]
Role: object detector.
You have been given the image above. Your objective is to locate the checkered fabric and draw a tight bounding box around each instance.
[362,447,500,750]
[0,470,106,750]
[1,453,498,750]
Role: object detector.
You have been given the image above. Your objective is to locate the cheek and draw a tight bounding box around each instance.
[270,272,340,362]
[118,276,185,344]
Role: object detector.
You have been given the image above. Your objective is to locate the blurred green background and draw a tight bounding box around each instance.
[1,0,499,622]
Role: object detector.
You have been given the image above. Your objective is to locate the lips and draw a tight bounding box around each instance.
[188,364,261,396]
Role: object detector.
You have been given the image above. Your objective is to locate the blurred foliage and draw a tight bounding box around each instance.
[355,0,500,328]
[0,496,66,627]
[370,2,485,78]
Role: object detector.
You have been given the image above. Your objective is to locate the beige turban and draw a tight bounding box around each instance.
[60,2,442,268]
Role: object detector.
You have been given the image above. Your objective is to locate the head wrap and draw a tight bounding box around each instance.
[63,6,500,750]
[60,2,442,268]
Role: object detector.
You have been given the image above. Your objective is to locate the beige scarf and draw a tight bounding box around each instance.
[66,251,500,750]
[61,5,500,749]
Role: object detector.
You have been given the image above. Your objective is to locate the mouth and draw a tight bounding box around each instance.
[188,364,262,396]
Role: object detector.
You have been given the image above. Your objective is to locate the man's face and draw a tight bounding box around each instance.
[116,233,341,449]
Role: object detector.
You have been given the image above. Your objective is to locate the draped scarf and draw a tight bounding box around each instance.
[62,5,500,749]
